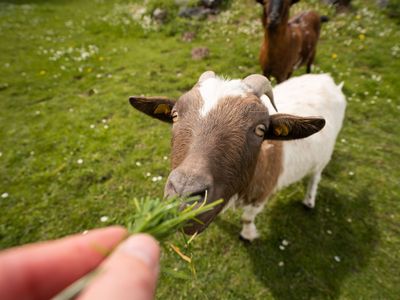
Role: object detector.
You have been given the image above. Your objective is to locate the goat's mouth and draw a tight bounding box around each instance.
[267,15,280,29]
[180,190,225,235]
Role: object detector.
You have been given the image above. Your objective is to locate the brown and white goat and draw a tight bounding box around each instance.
[256,0,328,83]
[129,71,346,241]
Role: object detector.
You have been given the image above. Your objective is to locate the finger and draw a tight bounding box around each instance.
[80,234,160,300]
[0,226,127,300]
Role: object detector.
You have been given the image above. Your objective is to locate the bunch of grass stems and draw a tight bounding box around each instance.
[53,196,222,300]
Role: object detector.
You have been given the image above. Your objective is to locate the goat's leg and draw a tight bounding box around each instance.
[306,50,316,73]
[303,170,322,208]
[240,204,264,241]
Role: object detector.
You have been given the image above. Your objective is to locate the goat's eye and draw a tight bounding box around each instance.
[255,124,266,137]
[171,111,178,122]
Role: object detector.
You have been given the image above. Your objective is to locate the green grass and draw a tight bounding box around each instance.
[0,0,399,299]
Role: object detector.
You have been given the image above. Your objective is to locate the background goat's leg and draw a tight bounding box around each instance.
[306,50,316,73]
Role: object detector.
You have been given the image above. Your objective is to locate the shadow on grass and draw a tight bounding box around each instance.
[216,187,378,299]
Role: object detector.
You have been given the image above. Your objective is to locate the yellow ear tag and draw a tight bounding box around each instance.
[274,126,282,136]
[154,104,171,115]
[281,124,289,136]
[274,124,289,136]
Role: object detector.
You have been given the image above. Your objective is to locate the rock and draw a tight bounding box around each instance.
[323,0,351,6]
[376,0,389,8]
[182,31,196,42]
[175,0,191,5]
[179,7,214,19]
[323,0,352,12]
[191,47,209,60]
[200,0,223,9]
[153,8,168,23]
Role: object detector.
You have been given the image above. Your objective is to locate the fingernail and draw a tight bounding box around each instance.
[119,234,159,271]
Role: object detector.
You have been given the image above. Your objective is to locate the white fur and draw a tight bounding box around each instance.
[221,193,239,213]
[240,74,346,240]
[198,77,252,117]
[272,74,346,191]
[260,94,273,108]
[240,204,264,241]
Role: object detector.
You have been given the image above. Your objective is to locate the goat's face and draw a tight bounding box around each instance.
[129,71,325,234]
[257,0,299,29]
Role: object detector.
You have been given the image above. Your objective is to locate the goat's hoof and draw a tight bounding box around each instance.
[239,234,252,244]
[302,202,315,210]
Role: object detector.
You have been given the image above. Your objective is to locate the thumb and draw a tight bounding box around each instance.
[79,234,160,300]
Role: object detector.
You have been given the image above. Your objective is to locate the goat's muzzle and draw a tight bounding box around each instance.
[164,168,224,234]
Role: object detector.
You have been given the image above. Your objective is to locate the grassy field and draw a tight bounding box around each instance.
[0,0,399,299]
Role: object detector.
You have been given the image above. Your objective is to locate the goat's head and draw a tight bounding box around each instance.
[256,0,300,29]
[129,71,325,234]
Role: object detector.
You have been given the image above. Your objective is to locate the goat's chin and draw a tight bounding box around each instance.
[182,200,225,235]
[267,20,279,30]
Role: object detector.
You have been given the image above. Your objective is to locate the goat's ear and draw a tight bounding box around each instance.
[265,114,325,140]
[129,96,176,123]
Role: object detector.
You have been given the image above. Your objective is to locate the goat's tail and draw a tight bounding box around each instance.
[320,15,329,23]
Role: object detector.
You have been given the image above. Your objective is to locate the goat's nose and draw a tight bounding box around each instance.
[164,168,213,199]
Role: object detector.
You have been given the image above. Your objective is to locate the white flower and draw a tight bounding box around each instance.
[151,176,163,182]
[35,111,41,115]
[100,216,109,222]
[135,161,142,166]
[82,230,89,235]
[334,256,341,262]
[279,245,285,251]
[341,139,346,143]
[102,119,107,123]
[90,124,95,129]
[327,230,332,235]
[163,156,168,160]
[145,172,151,177]
[104,125,109,129]
[0,152,2,157]
[349,171,354,176]
[278,261,284,267]
[30,151,35,156]
[1,193,9,198]
[282,240,289,246]
[347,218,352,223]
[77,159,83,164]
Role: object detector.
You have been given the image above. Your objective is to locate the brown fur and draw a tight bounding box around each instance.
[258,0,324,83]
[129,73,326,234]
[171,92,269,202]
[240,141,283,206]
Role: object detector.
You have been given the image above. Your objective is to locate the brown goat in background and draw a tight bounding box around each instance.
[256,0,328,83]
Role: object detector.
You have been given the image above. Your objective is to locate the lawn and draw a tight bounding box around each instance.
[0,0,399,299]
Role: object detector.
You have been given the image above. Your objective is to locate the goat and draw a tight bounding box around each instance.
[129,71,346,241]
[256,0,329,83]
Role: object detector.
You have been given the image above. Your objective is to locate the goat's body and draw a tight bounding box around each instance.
[240,74,346,240]
[274,74,346,189]
[260,10,324,83]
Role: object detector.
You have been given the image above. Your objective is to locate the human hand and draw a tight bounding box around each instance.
[0,227,160,300]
